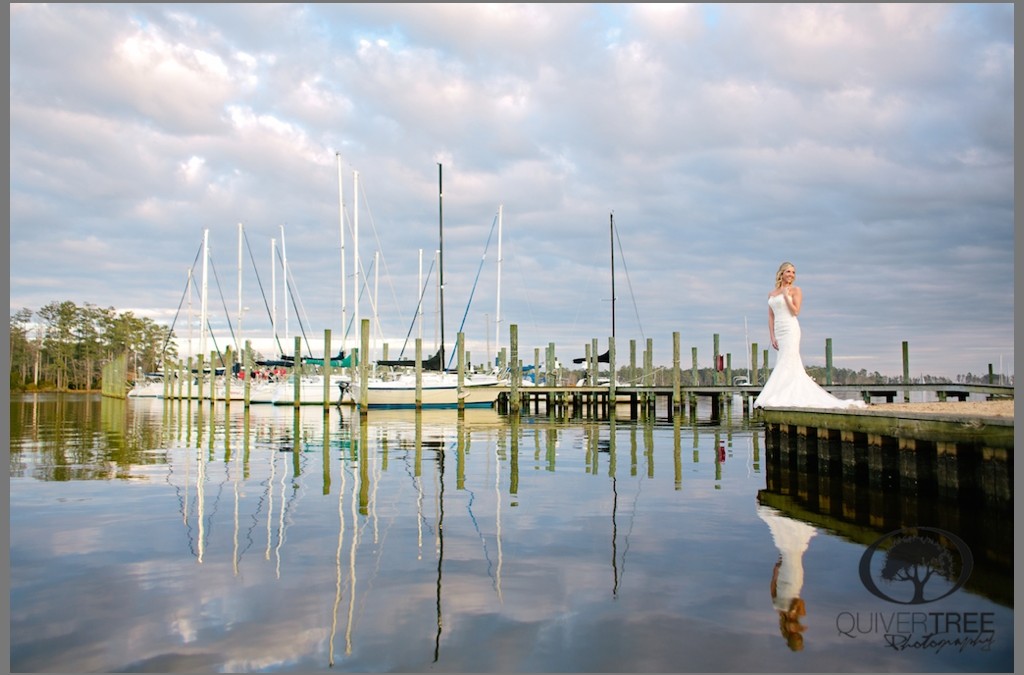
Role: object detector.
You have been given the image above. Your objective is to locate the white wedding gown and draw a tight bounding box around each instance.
[753,293,866,409]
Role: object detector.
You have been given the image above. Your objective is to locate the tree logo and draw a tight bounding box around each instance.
[858,527,973,605]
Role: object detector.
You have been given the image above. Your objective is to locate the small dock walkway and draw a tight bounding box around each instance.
[759,399,1013,448]
[497,382,1014,419]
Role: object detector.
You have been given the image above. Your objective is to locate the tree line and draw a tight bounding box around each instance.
[10,301,177,392]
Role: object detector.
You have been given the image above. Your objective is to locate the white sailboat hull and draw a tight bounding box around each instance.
[127,381,165,398]
[352,373,502,409]
[270,374,353,406]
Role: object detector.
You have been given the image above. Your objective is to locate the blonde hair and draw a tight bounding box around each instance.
[774,262,795,288]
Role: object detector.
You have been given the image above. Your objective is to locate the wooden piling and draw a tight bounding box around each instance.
[224,346,232,406]
[359,319,369,413]
[825,338,833,385]
[323,329,332,411]
[205,351,214,403]
[196,354,205,403]
[621,339,630,389]
[609,336,617,408]
[510,324,520,414]
[690,347,698,409]
[293,336,302,408]
[415,338,423,407]
[672,332,681,414]
[713,333,720,386]
[902,340,910,402]
[244,340,252,408]
[161,358,170,400]
[457,331,466,411]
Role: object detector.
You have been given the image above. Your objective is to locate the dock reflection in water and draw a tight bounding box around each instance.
[8,394,1013,673]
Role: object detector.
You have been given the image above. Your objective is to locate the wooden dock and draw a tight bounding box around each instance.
[759,400,1013,446]
[496,382,1015,420]
[759,399,1012,509]
[758,398,1013,607]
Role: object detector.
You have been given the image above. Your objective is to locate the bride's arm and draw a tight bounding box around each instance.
[768,306,778,350]
[785,286,802,316]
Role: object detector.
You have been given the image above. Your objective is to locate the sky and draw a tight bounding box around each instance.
[9,3,1015,380]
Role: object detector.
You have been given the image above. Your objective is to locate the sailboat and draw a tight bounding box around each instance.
[269,160,358,406]
[137,228,223,401]
[351,164,502,409]
[126,372,166,398]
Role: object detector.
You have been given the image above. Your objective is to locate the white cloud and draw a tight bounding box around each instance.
[179,156,206,183]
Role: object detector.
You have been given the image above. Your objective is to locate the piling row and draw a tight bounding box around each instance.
[114,323,1011,413]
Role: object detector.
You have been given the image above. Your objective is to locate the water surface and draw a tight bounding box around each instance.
[9,394,1013,672]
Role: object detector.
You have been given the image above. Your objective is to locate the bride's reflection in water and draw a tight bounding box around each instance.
[756,494,815,651]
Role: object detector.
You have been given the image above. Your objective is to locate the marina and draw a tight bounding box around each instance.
[11,6,1014,672]
[54,225,1023,670]
[120,358,1014,421]
[111,323,1013,414]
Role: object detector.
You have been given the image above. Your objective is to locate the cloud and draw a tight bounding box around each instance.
[9,3,1014,379]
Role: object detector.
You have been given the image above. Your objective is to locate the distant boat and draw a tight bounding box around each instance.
[127,372,165,398]
[271,373,353,406]
[244,378,286,404]
[349,370,502,409]
[350,351,501,409]
[268,351,355,405]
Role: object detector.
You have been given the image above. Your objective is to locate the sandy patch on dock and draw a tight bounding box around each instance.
[870,400,1014,418]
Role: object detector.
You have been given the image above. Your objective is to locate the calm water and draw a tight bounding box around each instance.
[9,393,1013,673]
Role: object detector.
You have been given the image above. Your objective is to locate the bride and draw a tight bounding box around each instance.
[753,262,866,409]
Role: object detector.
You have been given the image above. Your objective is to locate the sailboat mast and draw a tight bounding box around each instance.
[354,170,360,361]
[280,224,289,342]
[418,249,424,344]
[495,204,503,357]
[337,153,346,352]
[744,316,750,375]
[187,267,193,359]
[271,238,277,346]
[200,228,209,359]
[609,213,616,341]
[438,163,445,372]
[373,251,380,349]
[237,222,243,353]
